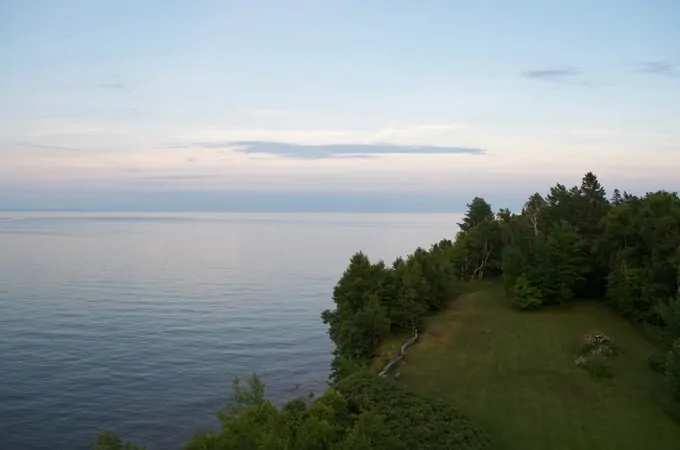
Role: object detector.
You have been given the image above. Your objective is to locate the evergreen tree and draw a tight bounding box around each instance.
[496,208,514,223]
[457,197,494,232]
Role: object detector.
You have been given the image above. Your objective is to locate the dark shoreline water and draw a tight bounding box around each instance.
[0,212,461,449]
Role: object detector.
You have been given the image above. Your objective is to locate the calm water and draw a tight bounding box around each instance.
[0,212,461,449]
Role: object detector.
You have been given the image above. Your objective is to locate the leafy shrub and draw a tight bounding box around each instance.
[511,275,543,310]
[335,373,491,450]
[579,331,620,357]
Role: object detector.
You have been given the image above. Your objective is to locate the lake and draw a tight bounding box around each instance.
[0,212,461,449]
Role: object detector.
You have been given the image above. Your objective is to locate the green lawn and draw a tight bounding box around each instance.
[394,285,680,450]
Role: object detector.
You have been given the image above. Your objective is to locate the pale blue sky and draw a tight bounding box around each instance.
[1,0,679,211]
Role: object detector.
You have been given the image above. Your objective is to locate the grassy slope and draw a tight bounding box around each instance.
[393,284,680,450]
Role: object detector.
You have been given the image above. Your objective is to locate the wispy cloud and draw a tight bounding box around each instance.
[522,67,606,88]
[523,68,580,81]
[17,142,90,152]
[634,61,677,76]
[189,141,485,159]
[15,142,118,154]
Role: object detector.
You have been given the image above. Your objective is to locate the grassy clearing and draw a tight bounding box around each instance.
[394,284,680,450]
[371,332,412,371]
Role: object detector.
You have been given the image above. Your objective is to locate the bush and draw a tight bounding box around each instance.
[511,275,543,310]
[335,373,492,450]
[579,331,619,357]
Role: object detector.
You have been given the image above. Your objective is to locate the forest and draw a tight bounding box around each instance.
[97,172,680,449]
[322,172,680,415]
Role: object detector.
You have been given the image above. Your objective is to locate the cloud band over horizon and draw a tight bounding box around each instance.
[190,141,486,159]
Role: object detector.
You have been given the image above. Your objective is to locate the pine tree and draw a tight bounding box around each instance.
[457,197,494,232]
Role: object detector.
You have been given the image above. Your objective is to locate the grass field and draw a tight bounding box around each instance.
[392,284,680,450]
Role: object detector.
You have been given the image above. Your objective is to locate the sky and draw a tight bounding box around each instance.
[1,0,679,212]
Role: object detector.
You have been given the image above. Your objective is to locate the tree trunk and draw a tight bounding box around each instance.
[472,241,492,280]
[530,213,539,236]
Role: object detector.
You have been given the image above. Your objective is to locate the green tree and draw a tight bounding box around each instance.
[333,294,390,360]
[458,197,494,232]
[454,219,503,280]
[510,275,543,310]
[322,253,393,379]
[576,172,611,297]
[523,192,547,236]
[390,258,429,329]
[501,242,529,294]
[420,241,461,310]
[543,183,581,229]
[531,220,587,305]
[600,191,680,321]
[579,171,608,210]
[496,208,514,223]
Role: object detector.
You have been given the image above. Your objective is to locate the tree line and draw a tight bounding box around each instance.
[459,173,680,414]
[322,171,680,417]
[321,240,462,380]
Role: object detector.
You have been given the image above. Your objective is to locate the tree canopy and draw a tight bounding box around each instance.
[450,173,680,416]
[322,242,461,381]
[457,197,494,232]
